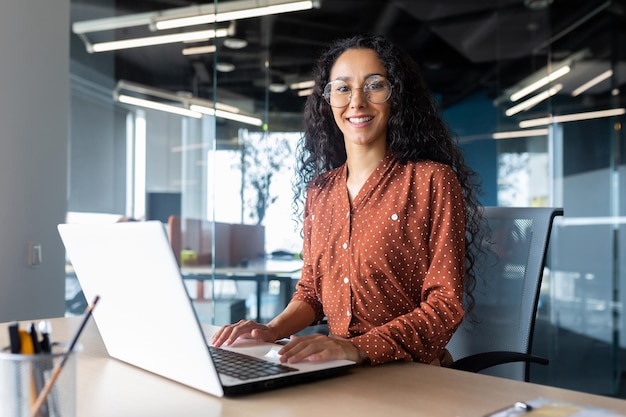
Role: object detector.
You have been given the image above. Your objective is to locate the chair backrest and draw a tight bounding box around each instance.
[446,206,563,381]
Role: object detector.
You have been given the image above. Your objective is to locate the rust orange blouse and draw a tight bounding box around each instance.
[292,153,466,365]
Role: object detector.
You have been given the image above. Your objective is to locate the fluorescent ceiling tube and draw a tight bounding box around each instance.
[115,80,262,125]
[571,69,613,97]
[73,0,316,53]
[73,12,155,34]
[519,108,625,128]
[297,88,314,97]
[155,1,317,30]
[505,84,562,116]
[290,80,315,90]
[91,28,229,52]
[214,102,241,114]
[182,45,217,55]
[492,129,549,139]
[190,105,263,126]
[510,65,570,102]
[117,95,203,118]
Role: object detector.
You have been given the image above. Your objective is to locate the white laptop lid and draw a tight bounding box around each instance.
[58,221,353,397]
[59,221,224,396]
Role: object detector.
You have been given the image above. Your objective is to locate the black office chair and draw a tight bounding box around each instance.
[446,206,563,381]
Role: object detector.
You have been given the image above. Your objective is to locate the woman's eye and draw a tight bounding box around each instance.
[366,80,387,91]
[335,84,350,93]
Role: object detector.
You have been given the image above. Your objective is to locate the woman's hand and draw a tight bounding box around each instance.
[210,320,278,347]
[278,334,369,364]
[211,300,318,348]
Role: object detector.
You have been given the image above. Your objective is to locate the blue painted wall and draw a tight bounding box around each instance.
[442,91,499,206]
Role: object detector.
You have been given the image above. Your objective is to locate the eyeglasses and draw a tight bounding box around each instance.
[323,75,392,108]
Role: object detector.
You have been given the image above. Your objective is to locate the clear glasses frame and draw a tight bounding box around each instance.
[323,75,392,108]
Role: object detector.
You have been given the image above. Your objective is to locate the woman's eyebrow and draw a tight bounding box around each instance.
[330,73,384,82]
[329,75,350,82]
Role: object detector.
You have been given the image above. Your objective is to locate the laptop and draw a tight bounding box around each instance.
[57,221,355,397]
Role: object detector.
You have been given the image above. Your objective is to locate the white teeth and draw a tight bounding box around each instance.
[348,116,373,123]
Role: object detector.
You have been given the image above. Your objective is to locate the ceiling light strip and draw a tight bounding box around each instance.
[215,109,262,126]
[115,80,262,126]
[90,29,229,53]
[290,80,315,90]
[214,102,241,114]
[190,105,263,126]
[519,108,625,128]
[155,1,316,30]
[492,129,549,139]
[116,80,184,103]
[297,88,314,97]
[505,84,562,116]
[117,95,203,118]
[571,69,613,97]
[510,66,570,102]
[182,45,217,56]
[72,12,155,34]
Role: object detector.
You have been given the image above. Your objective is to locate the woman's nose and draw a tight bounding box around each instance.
[349,87,367,107]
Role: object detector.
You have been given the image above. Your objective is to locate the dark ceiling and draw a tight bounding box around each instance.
[71,0,626,123]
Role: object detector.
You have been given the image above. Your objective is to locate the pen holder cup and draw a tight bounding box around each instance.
[0,343,80,417]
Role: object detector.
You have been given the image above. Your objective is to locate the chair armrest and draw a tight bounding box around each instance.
[450,351,549,373]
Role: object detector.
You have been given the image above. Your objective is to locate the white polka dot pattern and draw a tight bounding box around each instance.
[292,153,466,365]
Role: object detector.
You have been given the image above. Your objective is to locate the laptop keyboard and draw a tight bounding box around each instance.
[209,346,298,380]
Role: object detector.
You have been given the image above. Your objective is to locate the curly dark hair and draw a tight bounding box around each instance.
[292,34,484,313]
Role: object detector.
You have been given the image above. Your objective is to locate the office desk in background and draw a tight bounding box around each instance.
[181,258,303,322]
[2,317,626,417]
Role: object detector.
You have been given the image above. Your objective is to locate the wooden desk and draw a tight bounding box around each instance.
[182,259,303,322]
[2,317,626,417]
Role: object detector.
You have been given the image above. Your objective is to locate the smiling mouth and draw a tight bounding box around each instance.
[347,116,373,123]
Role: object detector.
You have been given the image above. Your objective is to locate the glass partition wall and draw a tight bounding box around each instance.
[181,5,304,324]
[69,0,625,398]
[68,1,304,323]
[454,4,625,396]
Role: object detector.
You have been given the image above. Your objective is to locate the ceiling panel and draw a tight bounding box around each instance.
[71,0,626,120]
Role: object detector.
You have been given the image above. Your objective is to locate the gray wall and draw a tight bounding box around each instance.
[68,16,125,215]
[69,79,126,214]
[0,0,70,321]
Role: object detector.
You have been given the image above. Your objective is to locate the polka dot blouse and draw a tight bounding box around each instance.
[291,153,466,365]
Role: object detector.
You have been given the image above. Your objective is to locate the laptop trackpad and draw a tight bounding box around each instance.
[264,346,282,361]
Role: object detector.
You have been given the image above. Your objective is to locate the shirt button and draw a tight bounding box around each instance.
[391,213,398,221]
[343,277,349,284]
[342,242,348,249]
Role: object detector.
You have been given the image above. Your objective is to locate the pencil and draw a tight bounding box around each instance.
[29,295,100,417]
[17,328,39,417]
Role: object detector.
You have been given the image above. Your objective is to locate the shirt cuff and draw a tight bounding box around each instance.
[350,330,412,365]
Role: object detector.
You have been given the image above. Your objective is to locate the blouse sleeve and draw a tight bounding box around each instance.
[351,166,467,364]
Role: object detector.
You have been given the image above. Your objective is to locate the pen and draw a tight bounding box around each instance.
[29,323,42,354]
[29,323,50,417]
[8,322,21,353]
[30,295,100,417]
[38,321,52,354]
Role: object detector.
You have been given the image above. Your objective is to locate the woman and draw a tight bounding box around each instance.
[212,34,482,366]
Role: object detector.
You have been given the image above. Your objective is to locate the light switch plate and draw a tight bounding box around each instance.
[28,242,42,267]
